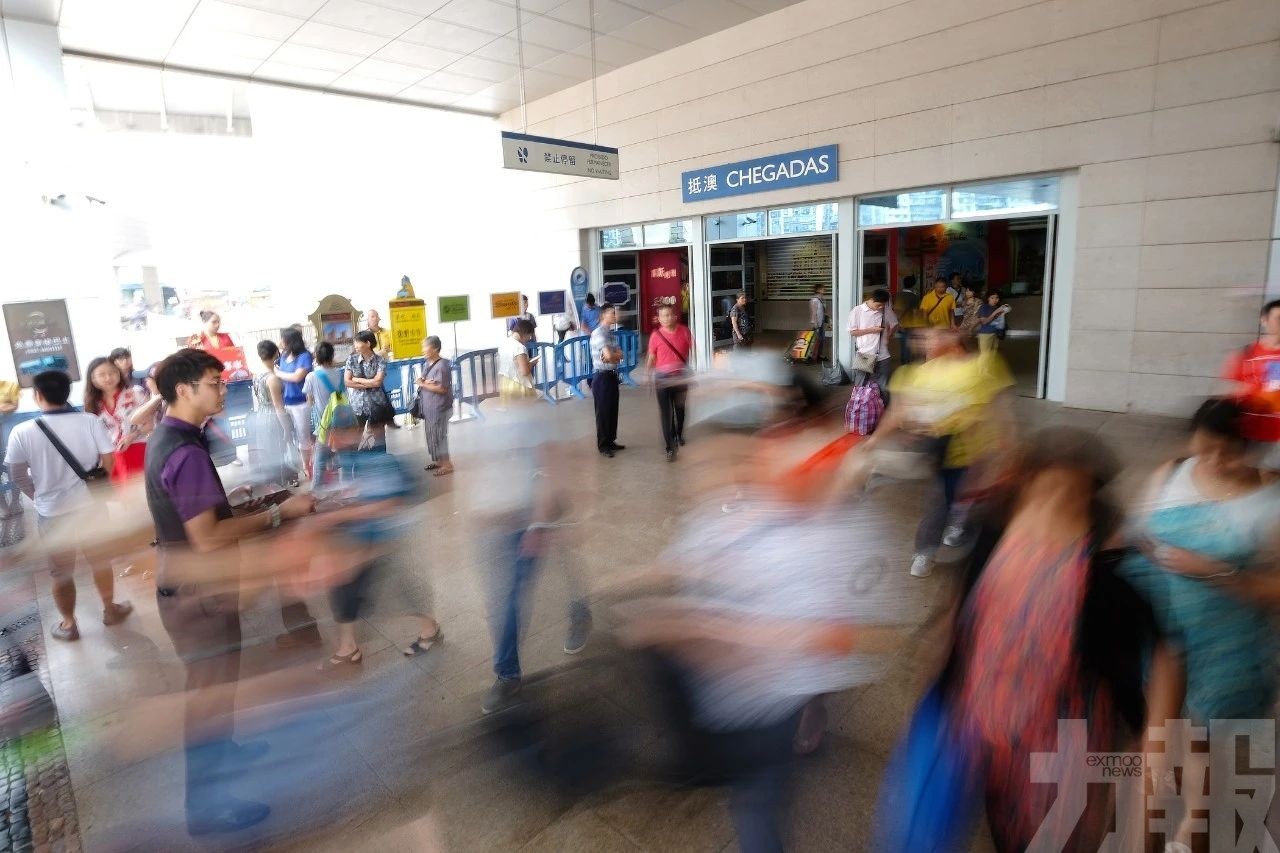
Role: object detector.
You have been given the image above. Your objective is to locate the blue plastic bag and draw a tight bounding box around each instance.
[873,683,982,852]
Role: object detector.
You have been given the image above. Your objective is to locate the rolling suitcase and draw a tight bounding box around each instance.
[787,330,815,363]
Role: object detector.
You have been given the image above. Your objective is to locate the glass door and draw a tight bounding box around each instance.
[601,252,639,331]
[709,244,745,351]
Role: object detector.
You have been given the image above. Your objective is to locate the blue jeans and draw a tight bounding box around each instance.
[311,443,333,490]
[492,529,590,680]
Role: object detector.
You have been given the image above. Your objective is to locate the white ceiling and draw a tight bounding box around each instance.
[3,0,805,116]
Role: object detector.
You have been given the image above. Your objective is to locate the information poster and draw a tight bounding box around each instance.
[538,291,566,315]
[490,291,521,319]
[438,295,471,323]
[389,301,427,360]
[4,299,80,388]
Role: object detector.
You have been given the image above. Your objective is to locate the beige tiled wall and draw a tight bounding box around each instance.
[504,0,1280,415]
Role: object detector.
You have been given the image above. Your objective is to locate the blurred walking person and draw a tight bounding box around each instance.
[473,394,591,715]
[304,411,439,670]
[416,336,454,476]
[145,348,314,834]
[879,429,1154,853]
[1118,399,1280,853]
[861,328,1014,577]
[5,370,131,641]
[647,299,693,462]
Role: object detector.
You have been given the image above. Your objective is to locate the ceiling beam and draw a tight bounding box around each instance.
[62,48,500,119]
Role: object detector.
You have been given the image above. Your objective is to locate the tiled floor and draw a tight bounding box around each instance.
[20,386,1190,852]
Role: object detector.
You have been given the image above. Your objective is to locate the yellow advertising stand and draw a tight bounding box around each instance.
[389,275,427,360]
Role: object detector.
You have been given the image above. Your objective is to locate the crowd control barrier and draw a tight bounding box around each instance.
[383,358,423,415]
[453,348,501,420]
[556,336,593,400]
[529,342,562,404]
[615,330,640,386]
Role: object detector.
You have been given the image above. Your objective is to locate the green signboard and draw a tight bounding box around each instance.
[437,295,471,323]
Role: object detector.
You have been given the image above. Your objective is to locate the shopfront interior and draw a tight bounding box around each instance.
[858,177,1060,397]
[705,202,838,353]
[592,175,1061,397]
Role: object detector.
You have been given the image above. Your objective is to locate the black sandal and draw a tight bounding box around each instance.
[403,627,442,656]
[424,462,439,471]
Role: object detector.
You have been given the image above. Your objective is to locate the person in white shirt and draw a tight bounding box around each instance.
[808,284,828,364]
[847,288,898,402]
[4,370,131,641]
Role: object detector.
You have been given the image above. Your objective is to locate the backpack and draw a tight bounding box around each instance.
[845,384,885,436]
[315,371,352,447]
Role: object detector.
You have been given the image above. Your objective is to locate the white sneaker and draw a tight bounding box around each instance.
[942,525,965,547]
[910,554,933,578]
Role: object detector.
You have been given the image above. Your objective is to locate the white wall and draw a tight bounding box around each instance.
[501,0,1280,415]
[0,18,118,407]
[76,84,546,360]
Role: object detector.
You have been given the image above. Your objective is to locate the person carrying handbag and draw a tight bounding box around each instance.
[847,288,898,403]
[646,299,694,462]
[3,370,131,641]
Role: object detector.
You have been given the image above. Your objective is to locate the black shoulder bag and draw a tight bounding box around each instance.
[35,419,110,486]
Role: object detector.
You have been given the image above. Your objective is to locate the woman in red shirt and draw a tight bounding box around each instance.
[188,310,235,351]
[646,298,694,462]
[83,356,151,485]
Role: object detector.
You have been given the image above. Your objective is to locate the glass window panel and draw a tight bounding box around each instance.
[857,189,947,227]
[951,177,1059,218]
[766,202,839,235]
[599,226,639,249]
[642,219,693,245]
[704,211,765,241]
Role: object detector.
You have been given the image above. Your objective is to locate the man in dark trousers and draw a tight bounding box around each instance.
[145,348,314,835]
[589,304,625,457]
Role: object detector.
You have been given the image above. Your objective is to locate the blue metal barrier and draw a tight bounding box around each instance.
[529,342,560,404]
[383,358,426,415]
[616,329,641,386]
[555,336,593,400]
[454,348,501,420]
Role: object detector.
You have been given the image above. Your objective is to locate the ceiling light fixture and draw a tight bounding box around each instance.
[588,0,599,144]
[515,0,528,132]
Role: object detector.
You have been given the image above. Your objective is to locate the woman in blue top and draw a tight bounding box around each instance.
[275,327,314,479]
[580,293,602,335]
[1120,398,1280,852]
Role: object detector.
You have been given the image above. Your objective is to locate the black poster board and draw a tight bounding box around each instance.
[4,300,80,387]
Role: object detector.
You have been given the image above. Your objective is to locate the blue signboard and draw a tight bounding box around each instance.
[538,290,566,315]
[570,266,589,316]
[603,282,630,306]
[681,144,838,204]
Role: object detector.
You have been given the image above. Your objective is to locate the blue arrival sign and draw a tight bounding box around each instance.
[681,144,838,203]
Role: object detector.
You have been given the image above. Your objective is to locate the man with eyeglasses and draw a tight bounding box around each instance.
[146,348,314,835]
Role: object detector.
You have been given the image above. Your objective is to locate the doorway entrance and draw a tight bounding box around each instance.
[858,177,1061,397]
[601,246,690,334]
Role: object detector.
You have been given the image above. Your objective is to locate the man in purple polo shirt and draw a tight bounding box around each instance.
[146,348,314,836]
